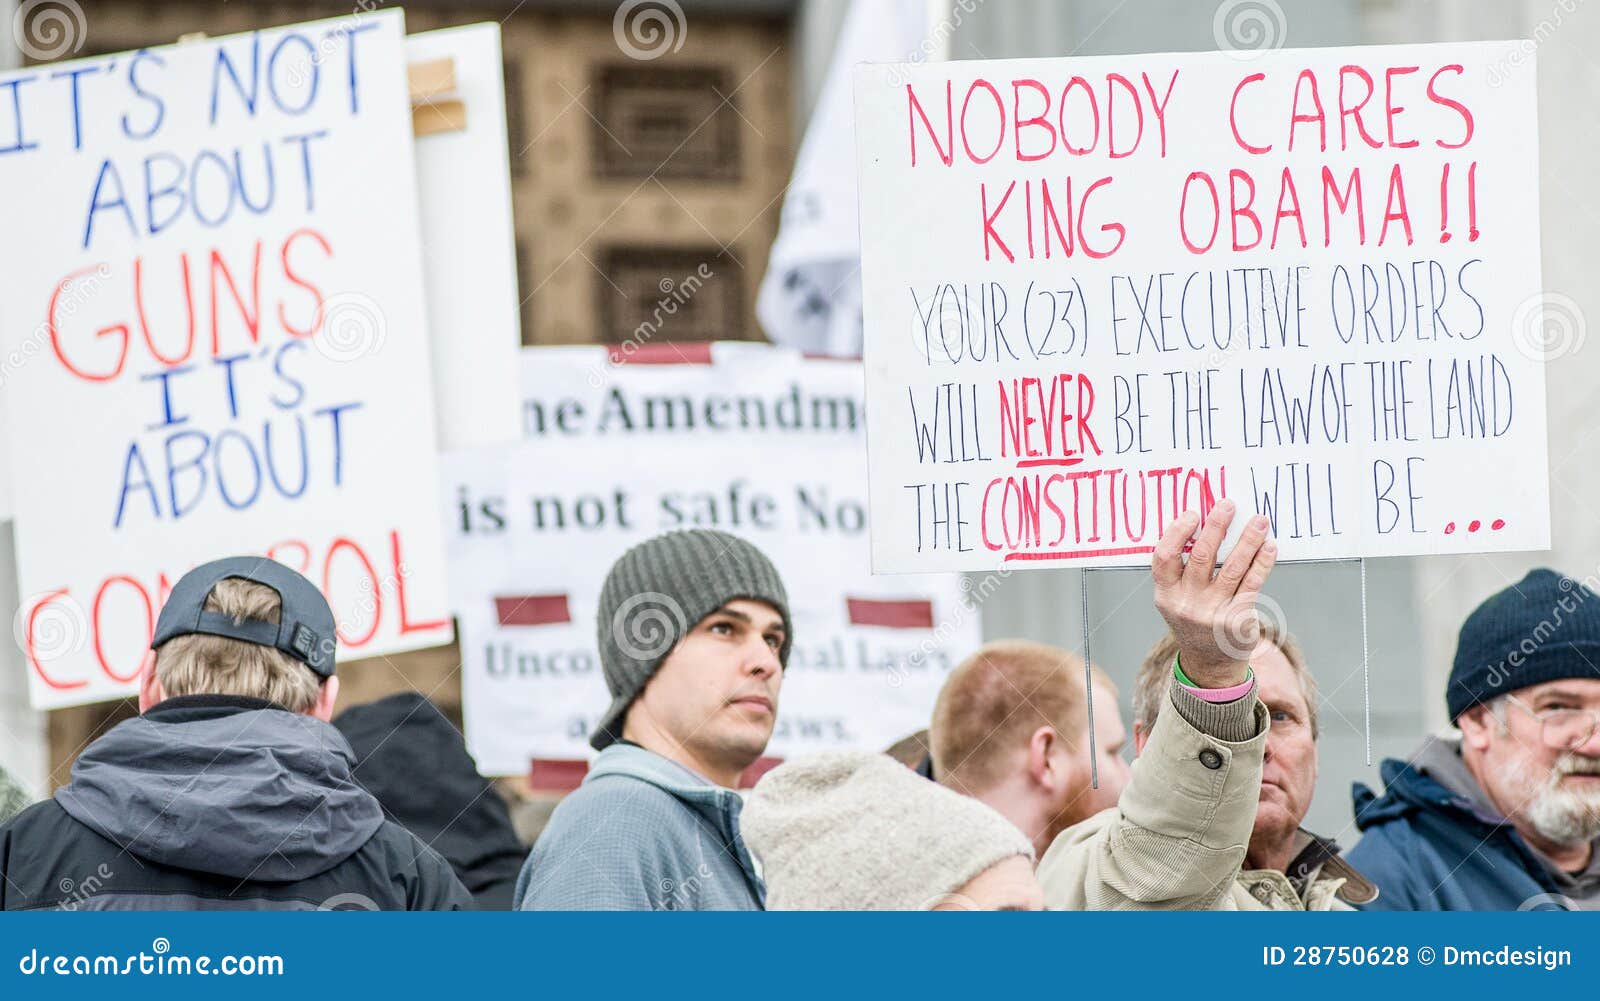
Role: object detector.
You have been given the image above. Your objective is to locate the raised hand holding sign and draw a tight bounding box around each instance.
[1151,500,1278,689]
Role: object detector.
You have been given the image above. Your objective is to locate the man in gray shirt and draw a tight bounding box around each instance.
[516,529,790,910]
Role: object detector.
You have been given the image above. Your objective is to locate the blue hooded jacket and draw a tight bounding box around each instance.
[1349,740,1585,911]
[515,743,765,911]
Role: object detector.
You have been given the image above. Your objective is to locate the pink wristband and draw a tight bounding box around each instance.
[1178,674,1255,703]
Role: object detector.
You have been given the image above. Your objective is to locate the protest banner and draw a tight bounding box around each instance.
[442,344,981,773]
[406,23,521,450]
[0,11,454,708]
[756,0,934,356]
[853,42,1548,572]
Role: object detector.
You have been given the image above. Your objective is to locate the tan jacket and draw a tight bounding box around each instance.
[1036,685,1368,911]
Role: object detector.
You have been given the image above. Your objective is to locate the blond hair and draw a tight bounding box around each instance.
[931,640,1116,794]
[1133,618,1319,738]
[154,577,323,712]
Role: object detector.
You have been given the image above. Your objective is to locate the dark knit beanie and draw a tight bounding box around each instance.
[1447,568,1600,721]
[590,529,791,751]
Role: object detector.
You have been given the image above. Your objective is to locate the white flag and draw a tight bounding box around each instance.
[757,0,939,357]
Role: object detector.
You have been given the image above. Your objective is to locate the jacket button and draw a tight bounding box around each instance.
[1198,748,1224,770]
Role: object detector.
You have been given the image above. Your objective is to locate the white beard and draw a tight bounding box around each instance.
[1501,753,1600,847]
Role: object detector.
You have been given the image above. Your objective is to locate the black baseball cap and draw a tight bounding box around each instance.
[151,556,337,676]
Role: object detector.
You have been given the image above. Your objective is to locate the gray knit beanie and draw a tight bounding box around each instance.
[741,750,1034,910]
[591,529,791,751]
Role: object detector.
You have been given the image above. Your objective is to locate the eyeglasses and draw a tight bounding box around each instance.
[1503,695,1600,752]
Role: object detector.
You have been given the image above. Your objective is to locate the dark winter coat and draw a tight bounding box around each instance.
[0,695,470,911]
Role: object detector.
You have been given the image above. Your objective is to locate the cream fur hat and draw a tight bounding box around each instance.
[741,749,1033,910]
